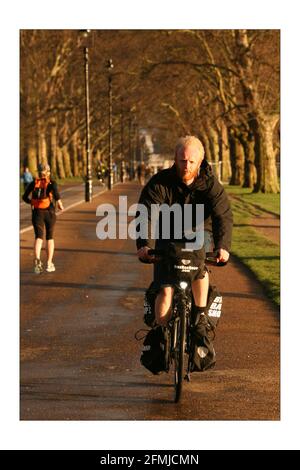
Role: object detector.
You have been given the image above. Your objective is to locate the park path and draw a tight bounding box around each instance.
[251,212,280,244]
[20,182,279,420]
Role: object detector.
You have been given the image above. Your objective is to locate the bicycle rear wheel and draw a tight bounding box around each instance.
[174,309,186,403]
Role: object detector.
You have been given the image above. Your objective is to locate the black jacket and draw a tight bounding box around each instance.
[136,160,233,252]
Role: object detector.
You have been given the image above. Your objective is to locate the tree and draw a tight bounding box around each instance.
[20,30,279,192]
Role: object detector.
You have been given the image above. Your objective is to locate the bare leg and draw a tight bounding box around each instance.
[46,239,55,264]
[34,238,43,260]
[192,271,209,307]
[155,286,174,326]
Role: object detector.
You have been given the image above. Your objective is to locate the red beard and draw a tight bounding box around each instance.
[177,167,199,182]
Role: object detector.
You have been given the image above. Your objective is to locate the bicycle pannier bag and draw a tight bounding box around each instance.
[190,335,216,372]
[190,284,222,372]
[140,327,169,374]
[143,282,158,328]
[206,285,223,329]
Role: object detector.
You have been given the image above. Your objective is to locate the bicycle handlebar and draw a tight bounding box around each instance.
[139,249,228,267]
[205,252,228,267]
[148,249,165,257]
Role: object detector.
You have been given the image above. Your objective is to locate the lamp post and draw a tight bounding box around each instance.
[107,58,114,190]
[79,29,92,202]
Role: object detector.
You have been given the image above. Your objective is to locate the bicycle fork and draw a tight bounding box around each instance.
[173,313,192,383]
[185,323,192,383]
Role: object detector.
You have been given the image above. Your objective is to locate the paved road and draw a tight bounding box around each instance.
[20,182,280,420]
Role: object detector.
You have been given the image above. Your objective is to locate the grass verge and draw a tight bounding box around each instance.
[56,176,85,185]
[226,187,280,307]
[226,185,280,216]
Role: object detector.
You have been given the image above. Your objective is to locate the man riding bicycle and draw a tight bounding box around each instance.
[136,136,233,350]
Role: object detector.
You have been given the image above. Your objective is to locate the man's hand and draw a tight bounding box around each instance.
[216,248,230,263]
[137,246,156,263]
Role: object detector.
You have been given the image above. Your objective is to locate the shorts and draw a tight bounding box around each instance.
[32,208,56,240]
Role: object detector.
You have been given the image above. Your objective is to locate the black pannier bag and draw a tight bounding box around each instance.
[190,335,216,372]
[140,327,169,375]
[206,284,223,329]
[143,282,158,328]
[190,285,223,372]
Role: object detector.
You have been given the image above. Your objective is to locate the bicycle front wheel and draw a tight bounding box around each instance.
[174,309,186,403]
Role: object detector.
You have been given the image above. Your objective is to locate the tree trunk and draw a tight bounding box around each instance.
[218,121,232,183]
[239,129,257,189]
[229,130,244,185]
[81,144,87,176]
[49,117,58,177]
[249,118,262,192]
[27,131,38,176]
[62,145,72,177]
[252,115,279,193]
[70,109,79,176]
[258,115,280,193]
[20,126,26,170]
[208,126,221,180]
[235,30,279,193]
[208,127,219,161]
[62,125,73,177]
[37,119,47,164]
[199,126,212,163]
[56,147,66,179]
[71,131,79,176]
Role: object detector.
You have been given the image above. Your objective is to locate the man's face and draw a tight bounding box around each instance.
[175,144,203,183]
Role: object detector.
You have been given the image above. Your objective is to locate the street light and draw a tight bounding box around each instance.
[107,58,114,190]
[79,29,92,202]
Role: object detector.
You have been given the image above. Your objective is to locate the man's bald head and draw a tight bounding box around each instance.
[175,136,205,161]
[174,136,205,184]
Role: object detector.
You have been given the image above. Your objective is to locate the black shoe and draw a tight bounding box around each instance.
[192,313,212,339]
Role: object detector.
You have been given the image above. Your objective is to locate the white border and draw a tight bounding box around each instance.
[1,0,299,451]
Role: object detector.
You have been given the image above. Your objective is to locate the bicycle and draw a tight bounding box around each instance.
[145,246,227,403]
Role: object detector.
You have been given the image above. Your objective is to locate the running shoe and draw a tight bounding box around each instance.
[34,259,43,274]
[46,262,56,273]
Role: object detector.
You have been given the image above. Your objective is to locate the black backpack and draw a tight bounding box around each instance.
[140,327,169,375]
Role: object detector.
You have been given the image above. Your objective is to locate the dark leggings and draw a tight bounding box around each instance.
[32,208,56,240]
